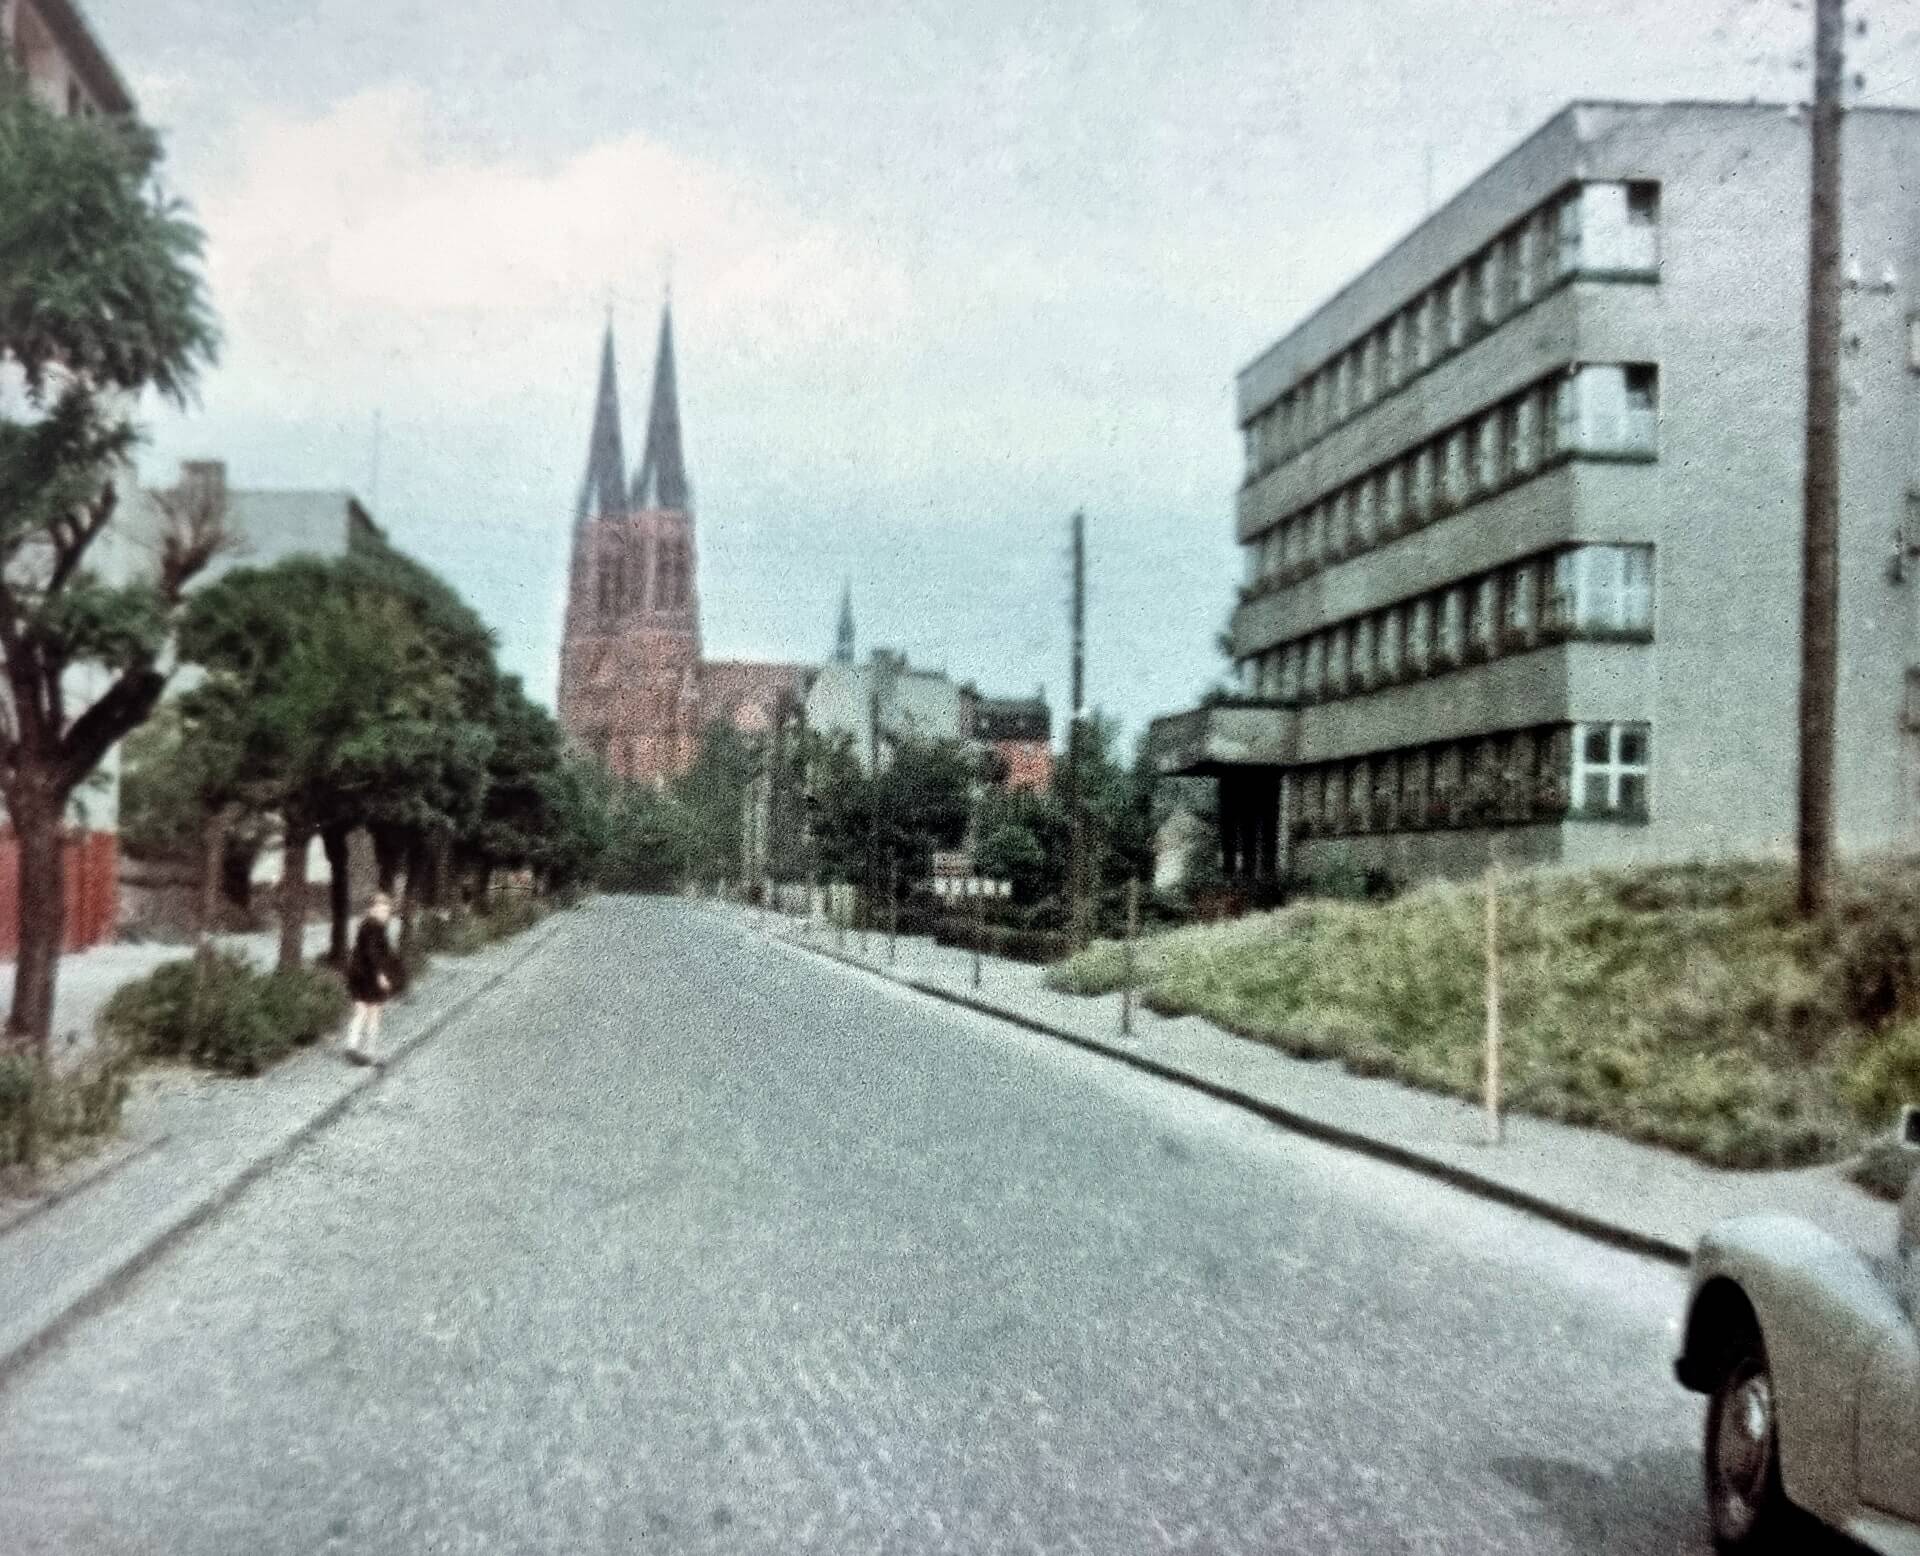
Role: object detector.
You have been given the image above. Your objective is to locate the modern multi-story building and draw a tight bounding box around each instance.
[2,0,131,119]
[1155,100,1920,888]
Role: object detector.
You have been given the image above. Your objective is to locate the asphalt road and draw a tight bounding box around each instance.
[0,897,1744,1553]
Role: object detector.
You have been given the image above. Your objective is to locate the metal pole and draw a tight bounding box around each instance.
[888,855,899,965]
[1121,876,1139,1036]
[1485,860,1503,1146]
[1797,0,1845,919]
[972,883,983,990]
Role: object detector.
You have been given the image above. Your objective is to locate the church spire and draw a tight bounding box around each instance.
[575,321,627,525]
[631,301,689,512]
[833,579,856,664]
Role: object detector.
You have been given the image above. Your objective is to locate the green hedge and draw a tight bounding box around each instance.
[101,952,349,1077]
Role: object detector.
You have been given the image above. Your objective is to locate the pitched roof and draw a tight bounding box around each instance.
[574,322,626,526]
[630,303,689,512]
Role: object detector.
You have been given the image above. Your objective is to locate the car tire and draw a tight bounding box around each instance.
[1705,1344,1788,1552]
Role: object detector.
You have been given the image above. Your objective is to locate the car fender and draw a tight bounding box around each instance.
[1678,1215,1906,1529]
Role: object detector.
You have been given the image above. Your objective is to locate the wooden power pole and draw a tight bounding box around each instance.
[1067,510,1089,948]
[1797,0,1845,919]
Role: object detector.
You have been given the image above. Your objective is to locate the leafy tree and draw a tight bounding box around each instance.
[669,722,759,887]
[0,77,220,1048]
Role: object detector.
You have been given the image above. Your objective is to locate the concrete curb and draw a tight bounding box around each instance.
[771,926,1691,1270]
[0,916,566,1390]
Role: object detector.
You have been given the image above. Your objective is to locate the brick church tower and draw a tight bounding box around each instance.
[557,305,705,785]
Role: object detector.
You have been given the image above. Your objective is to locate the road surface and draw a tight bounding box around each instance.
[0,897,1746,1553]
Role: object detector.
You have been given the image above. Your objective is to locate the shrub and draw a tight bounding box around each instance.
[419,907,488,956]
[100,954,348,1078]
[1844,1018,1920,1129]
[0,1045,132,1171]
[480,894,544,941]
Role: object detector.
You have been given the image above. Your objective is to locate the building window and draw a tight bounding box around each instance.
[1554,545,1655,634]
[1507,390,1538,474]
[1432,744,1463,827]
[1415,293,1436,369]
[1381,462,1407,533]
[1478,247,1503,328]
[1570,722,1651,818]
[1555,187,1583,276]
[1400,749,1428,828]
[1446,271,1470,350]
[1500,562,1537,648]
[1581,180,1661,274]
[1436,587,1465,666]
[1442,430,1469,509]
[1303,635,1325,700]
[1474,414,1503,492]
[1559,363,1659,456]
[1279,643,1301,702]
[1353,616,1375,688]
[1407,596,1434,673]
[1348,761,1370,833]
[1372,756,1398,826]
[1467,575,1498,659]
[1384,315,1405,388]
[1409,445,1435,522]
[1378,606,1403,681]
[1509,224,1535,309]
[1327,625,1350,694]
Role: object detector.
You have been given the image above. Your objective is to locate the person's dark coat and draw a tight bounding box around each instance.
[346,917,399,1004]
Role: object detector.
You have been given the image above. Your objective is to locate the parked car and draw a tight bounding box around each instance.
[1674,1107,1920,1553]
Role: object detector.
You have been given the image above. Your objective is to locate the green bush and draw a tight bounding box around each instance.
[101,954,349,1077]
[1845,1018,1920,1129]
[480,894,544,941]
[418,907,488,956]
[0,1045,132,1171]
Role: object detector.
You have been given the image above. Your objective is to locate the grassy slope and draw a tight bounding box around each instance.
[1048,858,1920,1169]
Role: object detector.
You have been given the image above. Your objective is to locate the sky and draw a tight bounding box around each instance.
[79,0,1920,744]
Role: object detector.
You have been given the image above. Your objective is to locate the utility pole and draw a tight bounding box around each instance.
[1797,0,1845,919]
[1067,510,1089,949]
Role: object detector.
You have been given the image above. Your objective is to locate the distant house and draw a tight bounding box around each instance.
[2,0,133,121]
[966,692,1053,793]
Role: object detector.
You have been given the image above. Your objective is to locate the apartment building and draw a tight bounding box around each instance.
[2,0,132,118]
[1154,100,1920,887]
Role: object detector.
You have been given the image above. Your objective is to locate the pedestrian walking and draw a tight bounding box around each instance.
[342,893,400,1066]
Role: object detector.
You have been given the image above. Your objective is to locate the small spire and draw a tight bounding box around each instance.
[631,299,689,512]
[575,321,626,525]
[833,580,856,664]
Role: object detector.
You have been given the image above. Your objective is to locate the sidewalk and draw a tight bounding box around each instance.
[0,923,335,1067]
[746,906,1901,1268]
[0,913,565,1386]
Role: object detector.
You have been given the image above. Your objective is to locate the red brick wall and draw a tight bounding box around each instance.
[996,740,1055,794]
[0,829,119,958]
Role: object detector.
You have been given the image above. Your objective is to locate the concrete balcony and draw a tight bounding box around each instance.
[1149,701,1298,776]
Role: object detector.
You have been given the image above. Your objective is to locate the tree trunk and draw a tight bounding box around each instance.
[278,814,312,973]
[199,806,228,954]
[398,835,425,951]
[6,777,65,1054]
[371,825,405,895]
[220,835,255,913]
[321,823,351,964]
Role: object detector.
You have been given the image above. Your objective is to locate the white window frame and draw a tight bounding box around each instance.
[1570,721,1651,817]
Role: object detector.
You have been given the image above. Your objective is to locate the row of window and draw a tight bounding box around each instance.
[1239,544,1653,705]
[1244,180,1661,480]
[594,537,694,615]
[1241,362,1659,598]
[1291,721,1651,838]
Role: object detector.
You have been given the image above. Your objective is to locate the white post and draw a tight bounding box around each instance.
[1485,859,1503,1146]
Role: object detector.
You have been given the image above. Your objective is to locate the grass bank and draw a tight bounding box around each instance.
[1047,858,1920,1170]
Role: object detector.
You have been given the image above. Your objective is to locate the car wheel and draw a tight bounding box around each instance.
[1705,1347,1787,1552]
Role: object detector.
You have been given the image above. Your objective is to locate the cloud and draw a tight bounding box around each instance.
[187,83,914,417]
